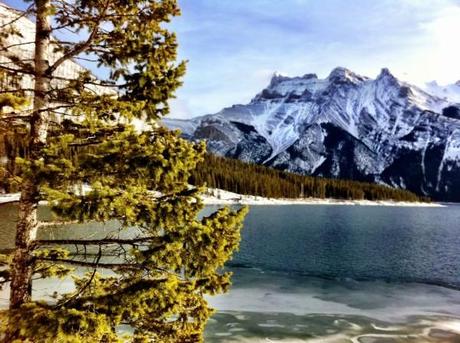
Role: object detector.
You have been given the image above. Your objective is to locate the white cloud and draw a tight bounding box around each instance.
[171,0,460,118]
[169,98,193,119]
[415,4,460,84]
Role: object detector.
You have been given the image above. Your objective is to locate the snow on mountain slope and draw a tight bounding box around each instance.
[425,80,460,104]
[162,118,199,138]
[164,67,460,201]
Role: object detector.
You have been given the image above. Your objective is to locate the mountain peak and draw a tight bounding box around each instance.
[302,73,318,80]
[377,68,397,80]
[269,72,290,87]
[327,67,368,84]
[375,68,401,89]
[327,67,353,80]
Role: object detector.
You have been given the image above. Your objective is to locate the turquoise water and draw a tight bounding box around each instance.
[204,204,460,342]
[1,203,460,342]
[229,204,460,288]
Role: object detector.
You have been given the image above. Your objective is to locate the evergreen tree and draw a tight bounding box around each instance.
[0,1,247,341]
[191,153,425,202]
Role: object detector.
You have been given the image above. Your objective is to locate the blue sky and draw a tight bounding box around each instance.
[5,0,460,118]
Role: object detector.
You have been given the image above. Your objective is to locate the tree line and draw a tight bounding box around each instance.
[1,132,429,203]
[190,153,428,202]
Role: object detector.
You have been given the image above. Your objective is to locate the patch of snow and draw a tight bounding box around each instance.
[0,189,443,208]
[162,118,199,136]
[444,129,460,161]
[425,80,460,104]
[201,188,443,207]
[0,193,20,204]
[310,156,327,174]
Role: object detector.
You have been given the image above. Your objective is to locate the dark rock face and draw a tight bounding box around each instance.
[164,67,460,201]
[442,106,460,120]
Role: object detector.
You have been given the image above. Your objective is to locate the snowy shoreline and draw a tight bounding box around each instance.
[0,193,20,205]
[0,189,444,207]
[202,189,444,207]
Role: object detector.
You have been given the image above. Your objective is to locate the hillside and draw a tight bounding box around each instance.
[190,154,427,202]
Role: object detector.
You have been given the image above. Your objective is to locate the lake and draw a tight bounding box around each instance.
[1,203,460,342]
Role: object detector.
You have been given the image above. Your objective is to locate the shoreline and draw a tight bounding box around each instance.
[0,189,445,207]
[202,189,444,207]
[0,193,20,205]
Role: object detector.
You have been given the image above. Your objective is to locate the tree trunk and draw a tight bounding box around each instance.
[9,0,51,310]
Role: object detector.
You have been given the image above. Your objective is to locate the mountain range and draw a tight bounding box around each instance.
[164,67,460,201]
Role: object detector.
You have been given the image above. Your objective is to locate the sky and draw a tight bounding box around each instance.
[4,0,460,118]
[170,0,460,118]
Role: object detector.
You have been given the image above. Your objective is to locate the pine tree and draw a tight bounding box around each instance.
[189,153,423,202]
[0,1,247,341]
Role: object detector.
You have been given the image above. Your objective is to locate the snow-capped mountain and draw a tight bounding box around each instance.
[425,80,460,104]
[164,67,460,201]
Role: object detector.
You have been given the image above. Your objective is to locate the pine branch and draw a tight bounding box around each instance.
[0,4,34,29]
[0,64,34,76]
[34,257,144,270]
[0,115,32,123]
[35,237,164,247]
[0,41,35,51]
[44,104,77,111]
[57,278,172,311]
[51,11,146,32]
[48,1,110,75]
[68,140,103,147]
[73,56,99,63]
[52,247,103,309]
[48,75,123,88]
[1,52,35,73]
[0,89,34,93]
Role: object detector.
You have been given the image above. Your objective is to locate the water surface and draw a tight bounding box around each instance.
[204,204,460,342]
[229,205,460,288]
[2,203,460,342]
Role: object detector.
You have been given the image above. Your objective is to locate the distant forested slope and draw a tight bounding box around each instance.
[0,130,426,202]
[190,154,428,202]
